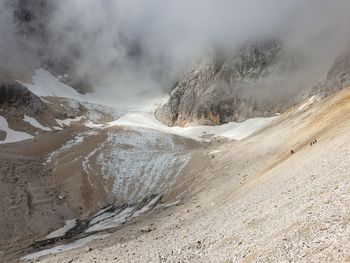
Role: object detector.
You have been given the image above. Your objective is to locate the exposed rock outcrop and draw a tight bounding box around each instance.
[155,40,303,126]
[0,80,46,116]
[311,53,350,98]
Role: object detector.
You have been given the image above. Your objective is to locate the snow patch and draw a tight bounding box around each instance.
[23,115,51,131]
[84,120,104,129]
[20,69,82,99]
[0,116,33,144]
[86,196,161,233]
[55,116,84,127]
[22,234,109,260]
[296,96,316,113]
[86,207,135,233]
[45,219,78,239]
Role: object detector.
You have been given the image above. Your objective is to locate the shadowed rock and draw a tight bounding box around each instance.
[0,81,45,116]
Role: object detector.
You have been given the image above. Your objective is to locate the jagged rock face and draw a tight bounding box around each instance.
[311,53,350,97]
[8,0,94,94]
[0,81,46,116]
[155,40,300,126]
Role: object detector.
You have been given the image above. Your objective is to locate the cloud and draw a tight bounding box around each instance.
[2,0,350,102]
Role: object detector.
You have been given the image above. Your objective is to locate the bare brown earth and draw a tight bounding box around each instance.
[25,87,350,263]
[0,126,80,260]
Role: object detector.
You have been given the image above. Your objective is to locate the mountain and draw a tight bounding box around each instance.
[311,53,350,97]
[3,2,350,263]
[155,40,350,127]
[18,74,350,263]
[155,40,298,126]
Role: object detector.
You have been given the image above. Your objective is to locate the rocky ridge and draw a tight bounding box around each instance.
[155,40,303,126]
[156,40,350,127]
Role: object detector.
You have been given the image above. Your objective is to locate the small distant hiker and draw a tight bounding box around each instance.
[291,149,294,154]
[310,139,318,146]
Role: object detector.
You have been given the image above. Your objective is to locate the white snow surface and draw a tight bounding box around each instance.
[109,112,276,142]
[45,219,78,239]
[23,115,51,131]
[20,69,82,99]
[0,116,33,144]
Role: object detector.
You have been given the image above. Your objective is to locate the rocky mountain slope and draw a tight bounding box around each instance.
[32,84,350,263]
[311,53,350,98]
[156,40,349,127]
[1,39,350,262]
[3,3,350,262]
[0,68,279,262]
[155,40,299,126]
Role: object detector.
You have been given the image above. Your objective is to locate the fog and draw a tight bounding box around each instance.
[1,0,350,104]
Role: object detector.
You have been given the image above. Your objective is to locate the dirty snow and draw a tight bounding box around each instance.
[132,195,162,218]
[22,234,109,261]
[86,196,161,233]
[55,116,84,127]
[84,120,104,129]
[95,130,191,203]
[46,219,78,239]
[85,207,135,233]
[0,116,33,144]
[23,115,51,131]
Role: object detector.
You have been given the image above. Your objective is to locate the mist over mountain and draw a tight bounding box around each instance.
[1,0,350,104]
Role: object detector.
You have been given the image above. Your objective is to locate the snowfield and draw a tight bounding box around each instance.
[109,112,276,142]
[0,116,33,144]
[20,69,82,99]
[24,115,51,131]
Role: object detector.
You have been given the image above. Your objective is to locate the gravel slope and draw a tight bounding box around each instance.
[30,88,350,263]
